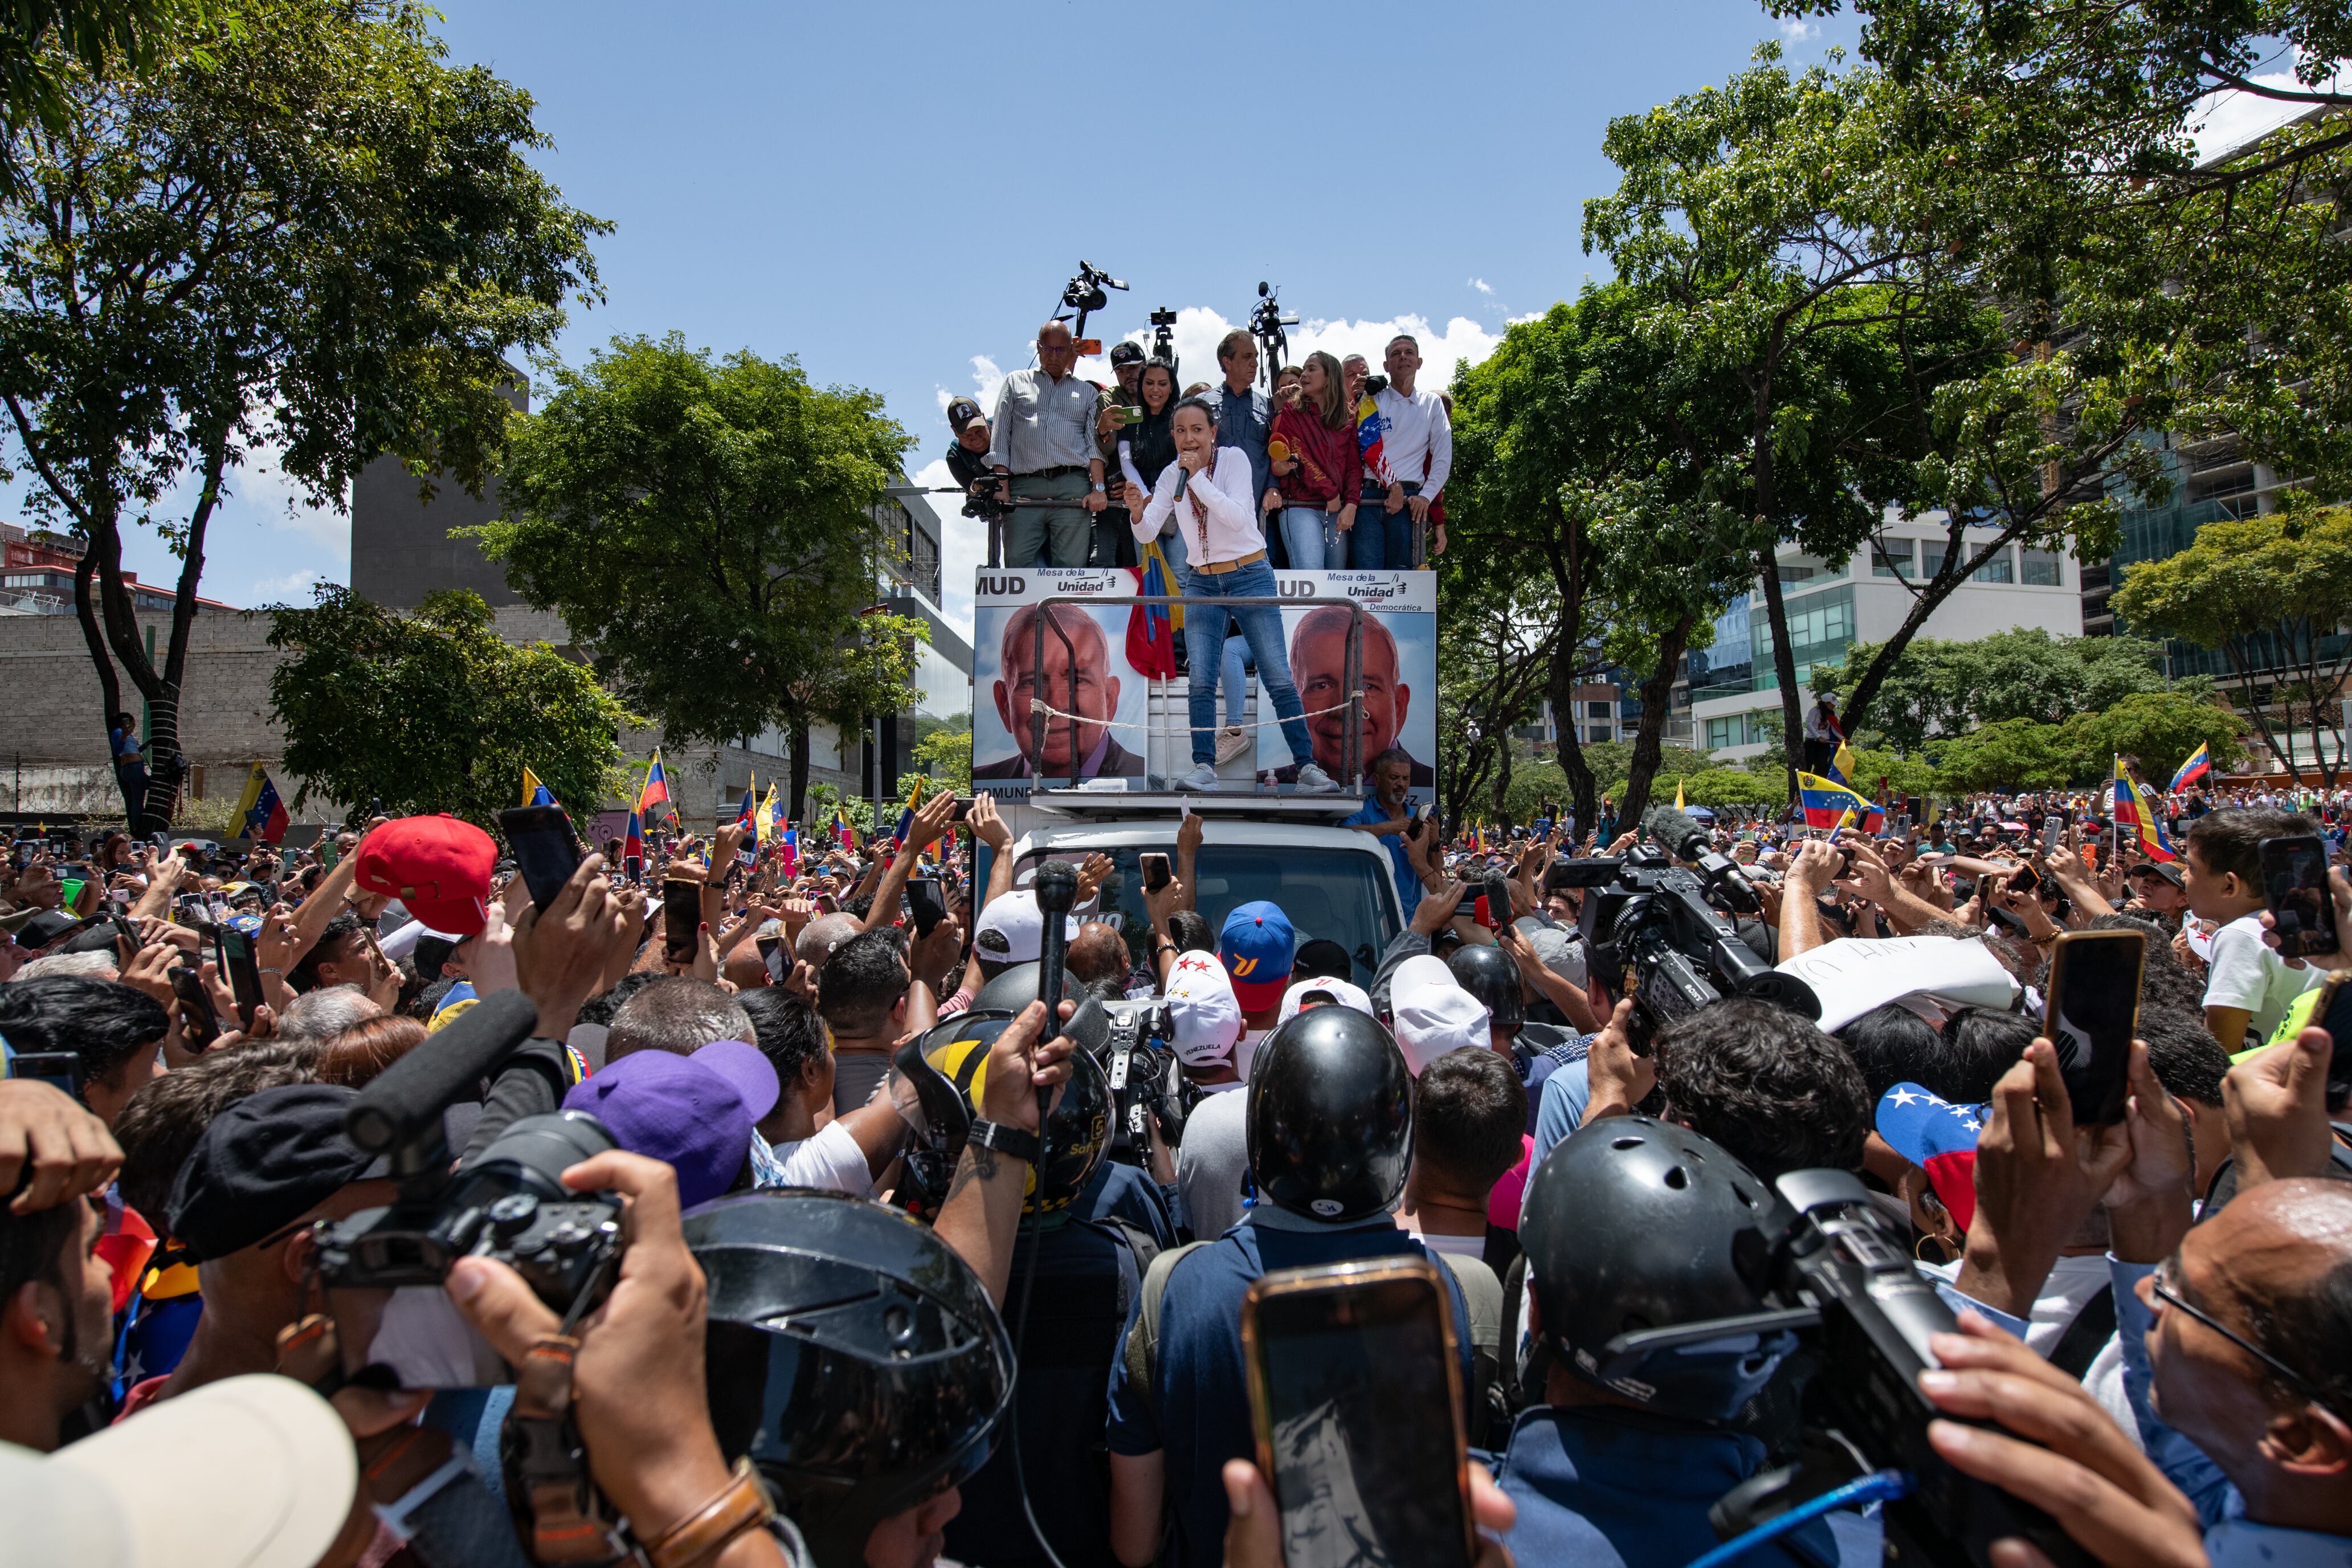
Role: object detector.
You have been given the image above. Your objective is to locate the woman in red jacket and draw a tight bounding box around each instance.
[1269,349,1361,569]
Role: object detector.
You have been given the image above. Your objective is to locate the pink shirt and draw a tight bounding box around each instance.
[1487,1134,1536,1231]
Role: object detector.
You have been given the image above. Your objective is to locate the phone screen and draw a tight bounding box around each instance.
[907,877,945,937]
[662,880,701,960]
[1141,853,1172,893]
[170,966,221,1048]
[1245,1264,1473,1568]
[500,806,581,911]
[217,927,262,1030]
[2260,835,2339,960]
[2045,929,2144,1125]
[2006,861,2040,896]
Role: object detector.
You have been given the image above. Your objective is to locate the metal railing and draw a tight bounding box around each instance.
[1027,594,1367,791]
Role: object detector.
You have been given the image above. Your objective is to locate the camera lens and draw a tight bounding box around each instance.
[469,1110,618,1194]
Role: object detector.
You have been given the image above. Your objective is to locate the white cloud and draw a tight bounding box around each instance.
[242,567,330,605]
[1778,17,1820,40]
[1469,277,1494,295]
[2190,53,2347,163]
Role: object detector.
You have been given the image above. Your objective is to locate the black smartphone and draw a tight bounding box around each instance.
[170,965,221,1049]
[907,877,945,938]
[2260,834,2339,961]
[216,925,263,1030]
[7,1051,84,1100]
[949,798,974,824]
[1484,874,1512,930]
[2044,928,2145,1126]
[662,879,701,961]
[499,803,582,912]
[1242,1259,1476,1568]
[1141,853,1173,893]
[2006,861,2040,897]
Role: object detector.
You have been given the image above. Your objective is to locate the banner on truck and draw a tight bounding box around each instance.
[969,569,1438,798]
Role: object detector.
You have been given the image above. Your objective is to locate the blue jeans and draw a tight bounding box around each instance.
[1279,505,1346,570]
[1221,636,1250,727]
[1349,483,1419,568]
[1186,560,1312,767]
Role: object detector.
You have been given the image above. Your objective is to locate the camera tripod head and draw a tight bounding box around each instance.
[1148,306,1179,374]
[1250,280,1299,394]
[1057,260,1129,342]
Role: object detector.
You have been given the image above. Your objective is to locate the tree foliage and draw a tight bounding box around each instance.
[472,333,926,818]
[2110,509,2352,785]
[0,0,605,829]
[263,587,636,830]
[0,0,199,197]
[1925,692,2243,794]
[1809,627,2182,755]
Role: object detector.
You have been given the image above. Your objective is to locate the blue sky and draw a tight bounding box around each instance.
[101,0,1871,623]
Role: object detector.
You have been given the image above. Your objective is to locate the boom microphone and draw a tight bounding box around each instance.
[1641,804,1711,863]
[1031,860,1080,1128]
[344,987,540,1159]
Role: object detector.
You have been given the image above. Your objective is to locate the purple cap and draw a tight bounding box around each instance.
[562,1040,779,1209]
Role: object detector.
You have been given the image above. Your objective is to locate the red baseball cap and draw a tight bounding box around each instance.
[353,815,496,937]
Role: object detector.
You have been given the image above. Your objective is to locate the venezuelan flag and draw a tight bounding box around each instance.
[2113,758,2176,863]
[756,781,778,845]
[1126,553,1178,676]
[778,824,799,879]
[734,782,758,835]
[636,751,671,820]
[1827,741,1857,789]
[2135,777,2179,862]
[2170,743,2212,793]
[623,809,643,873]
[522,767,554,808]
[1356,392,1389,487]
[1797,772,1885,832]
[889,776,922,848]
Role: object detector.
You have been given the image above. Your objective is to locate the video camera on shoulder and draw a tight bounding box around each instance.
[312,990,626,1388]
[1554,805,1816,1048]
[1603,1169,2091,1568]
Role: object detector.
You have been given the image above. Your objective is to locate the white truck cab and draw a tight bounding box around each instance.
[989,794,1407,993]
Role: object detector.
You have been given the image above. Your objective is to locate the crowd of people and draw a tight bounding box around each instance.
[1,770,2348,1568]
[946,321,1451,575]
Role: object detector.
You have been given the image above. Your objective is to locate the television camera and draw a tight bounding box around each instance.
[1249,280,1298,395]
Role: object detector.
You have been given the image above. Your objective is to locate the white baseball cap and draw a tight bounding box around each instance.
[0,1373,357,1568]
[971,889,1081,965]
[1275,975,1373,1026]
[1164,950,1244,1067]
[1389,954,1491,1075]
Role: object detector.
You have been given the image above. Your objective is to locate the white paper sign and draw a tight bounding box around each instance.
[1775,935,2020,1034]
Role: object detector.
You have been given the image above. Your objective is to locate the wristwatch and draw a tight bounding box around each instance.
[966,1118,1040,1164]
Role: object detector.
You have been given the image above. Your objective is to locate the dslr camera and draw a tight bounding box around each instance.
[315,991,625,1321]
[1550,806,1818,1046]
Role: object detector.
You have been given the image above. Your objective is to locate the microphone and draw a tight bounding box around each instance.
[1031,860,1080,1131]
[1641,804,1710,863]
[344,987,539,1159]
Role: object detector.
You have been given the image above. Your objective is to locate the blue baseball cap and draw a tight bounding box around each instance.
[562,1040,779,1210]
[1219,901,1296,1011]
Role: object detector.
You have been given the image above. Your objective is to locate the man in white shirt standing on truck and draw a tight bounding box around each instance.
[1353,333,1451,569]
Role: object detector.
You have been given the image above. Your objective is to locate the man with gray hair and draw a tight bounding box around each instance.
[606,976,756,1064]
[986,319,1106,567]
[273,984,383,1044]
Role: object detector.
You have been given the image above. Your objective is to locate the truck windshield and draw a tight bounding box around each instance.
[1015,844,1400,992]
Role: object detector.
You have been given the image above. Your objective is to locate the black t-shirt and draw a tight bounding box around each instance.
[942,1215,1142,1568]
[945,440,991,512]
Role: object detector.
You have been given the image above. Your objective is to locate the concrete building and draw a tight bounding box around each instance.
[1681,519,2082,762]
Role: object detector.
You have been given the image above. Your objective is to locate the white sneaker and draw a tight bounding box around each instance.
[1176,762,1222,792]
[1293,762,1341,793]
[1215,725,1252,766]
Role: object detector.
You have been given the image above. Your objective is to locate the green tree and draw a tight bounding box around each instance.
[1926,717,2082,794]
[0,0,200,196]
[2065,692,2245,787]
[263,587,635,829]
[1810,628,2179,754]
[910,724,972,794]
[2109,509,2352,784]
[473,334,926,819]
[0,0,604,831]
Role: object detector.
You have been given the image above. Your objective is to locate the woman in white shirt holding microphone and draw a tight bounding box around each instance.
[1122,395,1337,794]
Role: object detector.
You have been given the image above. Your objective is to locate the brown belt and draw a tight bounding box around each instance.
[1194,550,1267,576]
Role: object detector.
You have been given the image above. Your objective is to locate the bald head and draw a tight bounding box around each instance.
[796,912,863,967]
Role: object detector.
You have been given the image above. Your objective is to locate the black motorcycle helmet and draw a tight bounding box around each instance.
[1521,1117,1797,1422]
[689,1190,1015,1568]
[971,959,1075,1014]
[887,1010,1111,1217]
[1447,942,1525,1038]
[1246,1004,1412,1222]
